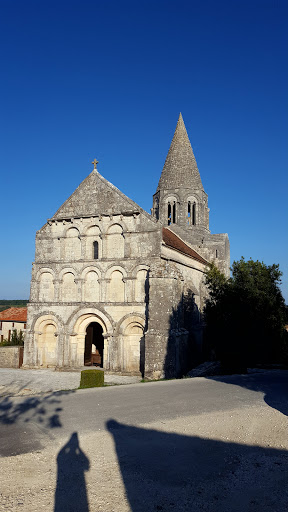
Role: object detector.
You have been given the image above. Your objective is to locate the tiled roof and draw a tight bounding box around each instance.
[162,228,208,265]
[0,307,27,322]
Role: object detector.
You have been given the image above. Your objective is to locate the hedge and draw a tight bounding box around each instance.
[79,369,104,389]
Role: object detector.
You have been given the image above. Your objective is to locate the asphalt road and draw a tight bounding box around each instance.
[1,371,288,511]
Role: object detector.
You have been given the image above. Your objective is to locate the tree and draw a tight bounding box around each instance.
[0,329,24,347]
[204,258,287,370]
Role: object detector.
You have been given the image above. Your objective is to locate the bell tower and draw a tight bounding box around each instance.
[152,113,210,236]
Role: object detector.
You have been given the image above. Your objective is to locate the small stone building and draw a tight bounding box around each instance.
[23,114,229,378]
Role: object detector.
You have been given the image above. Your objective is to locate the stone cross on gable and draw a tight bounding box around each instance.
[91,158,99,170]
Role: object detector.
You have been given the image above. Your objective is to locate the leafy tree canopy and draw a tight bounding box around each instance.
[204,258,287,369]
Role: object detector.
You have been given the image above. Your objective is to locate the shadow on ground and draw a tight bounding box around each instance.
[0,389,75,427]
[107,419,288,512]
[206,370,288,417]
[55,432,90,512]
[0,389,75,456]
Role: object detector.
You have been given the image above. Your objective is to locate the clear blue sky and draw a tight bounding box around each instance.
[0,0,287,302]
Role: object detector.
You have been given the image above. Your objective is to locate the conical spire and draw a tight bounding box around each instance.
[157,113,203,191]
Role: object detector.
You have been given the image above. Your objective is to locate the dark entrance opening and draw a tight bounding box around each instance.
[84,322,104,367]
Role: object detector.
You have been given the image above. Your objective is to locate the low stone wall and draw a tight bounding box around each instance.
[0,346,23,368]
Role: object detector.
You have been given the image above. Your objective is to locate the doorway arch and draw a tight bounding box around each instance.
[84,322,104,367]
[69,309,113,368]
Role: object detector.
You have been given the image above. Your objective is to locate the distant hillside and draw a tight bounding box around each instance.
[0,300,28,312]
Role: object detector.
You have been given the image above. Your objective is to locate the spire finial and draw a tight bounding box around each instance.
[91,158,99,171]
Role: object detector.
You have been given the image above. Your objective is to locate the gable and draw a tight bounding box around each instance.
[52,170,153,221]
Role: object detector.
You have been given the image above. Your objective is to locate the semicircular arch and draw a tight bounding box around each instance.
[83,223,102,236]
[81,265,102,280]
[32,312,64,333]
[162,193,180,203]
[64,226,80,237]
[67,306,114,336]
[115,313,146,336]
[36,267,55,281]
[105,220,128,234]
[131,264,149,278]
[59,267,77,280]
[105,265,128,279]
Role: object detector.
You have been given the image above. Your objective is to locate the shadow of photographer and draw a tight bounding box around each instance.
[54,432,90,512]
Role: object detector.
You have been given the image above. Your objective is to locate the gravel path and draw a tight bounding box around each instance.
[0,368,141,396]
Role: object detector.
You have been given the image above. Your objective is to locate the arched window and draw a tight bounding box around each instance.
[167,201,176,225]
[86,225,101,260]
[188,201,196,225]
[93,241,99,259]
[172,202,176,223]
[168,203,171,225]
[192,202,196,225]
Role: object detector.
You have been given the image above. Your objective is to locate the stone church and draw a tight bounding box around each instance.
[23,114,229,379]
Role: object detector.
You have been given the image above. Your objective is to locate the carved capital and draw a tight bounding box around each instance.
[103,332,113,340]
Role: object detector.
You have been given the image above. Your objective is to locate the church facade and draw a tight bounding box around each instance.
[23,114,229,379]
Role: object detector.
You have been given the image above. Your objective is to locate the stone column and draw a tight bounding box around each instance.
[103,333,114,371]
[53,280,60,301]
[123,233,130,258]
[124,277,134,302]
[74,333,85,368]
[80,237,85,260]
[74,279,82,302]
[101,278,109,302]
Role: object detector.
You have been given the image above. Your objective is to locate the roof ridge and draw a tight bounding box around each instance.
[95,171,157,222]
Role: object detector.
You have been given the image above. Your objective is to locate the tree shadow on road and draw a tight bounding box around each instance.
[0,389,75,456]
[107,419,288,512]
[205,371,288,417]
[0,389,75,427]
[54,432,90,512]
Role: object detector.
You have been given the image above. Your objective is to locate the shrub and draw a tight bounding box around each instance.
[0,339,10,347]
[0,329,24,347]
[79,369,104,389]
[10,329,24,346]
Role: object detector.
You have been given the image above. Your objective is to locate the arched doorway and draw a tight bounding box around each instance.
[69,309,112,369]
[84,322,104,367]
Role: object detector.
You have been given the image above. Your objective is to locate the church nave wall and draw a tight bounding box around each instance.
[31,260,151,305]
